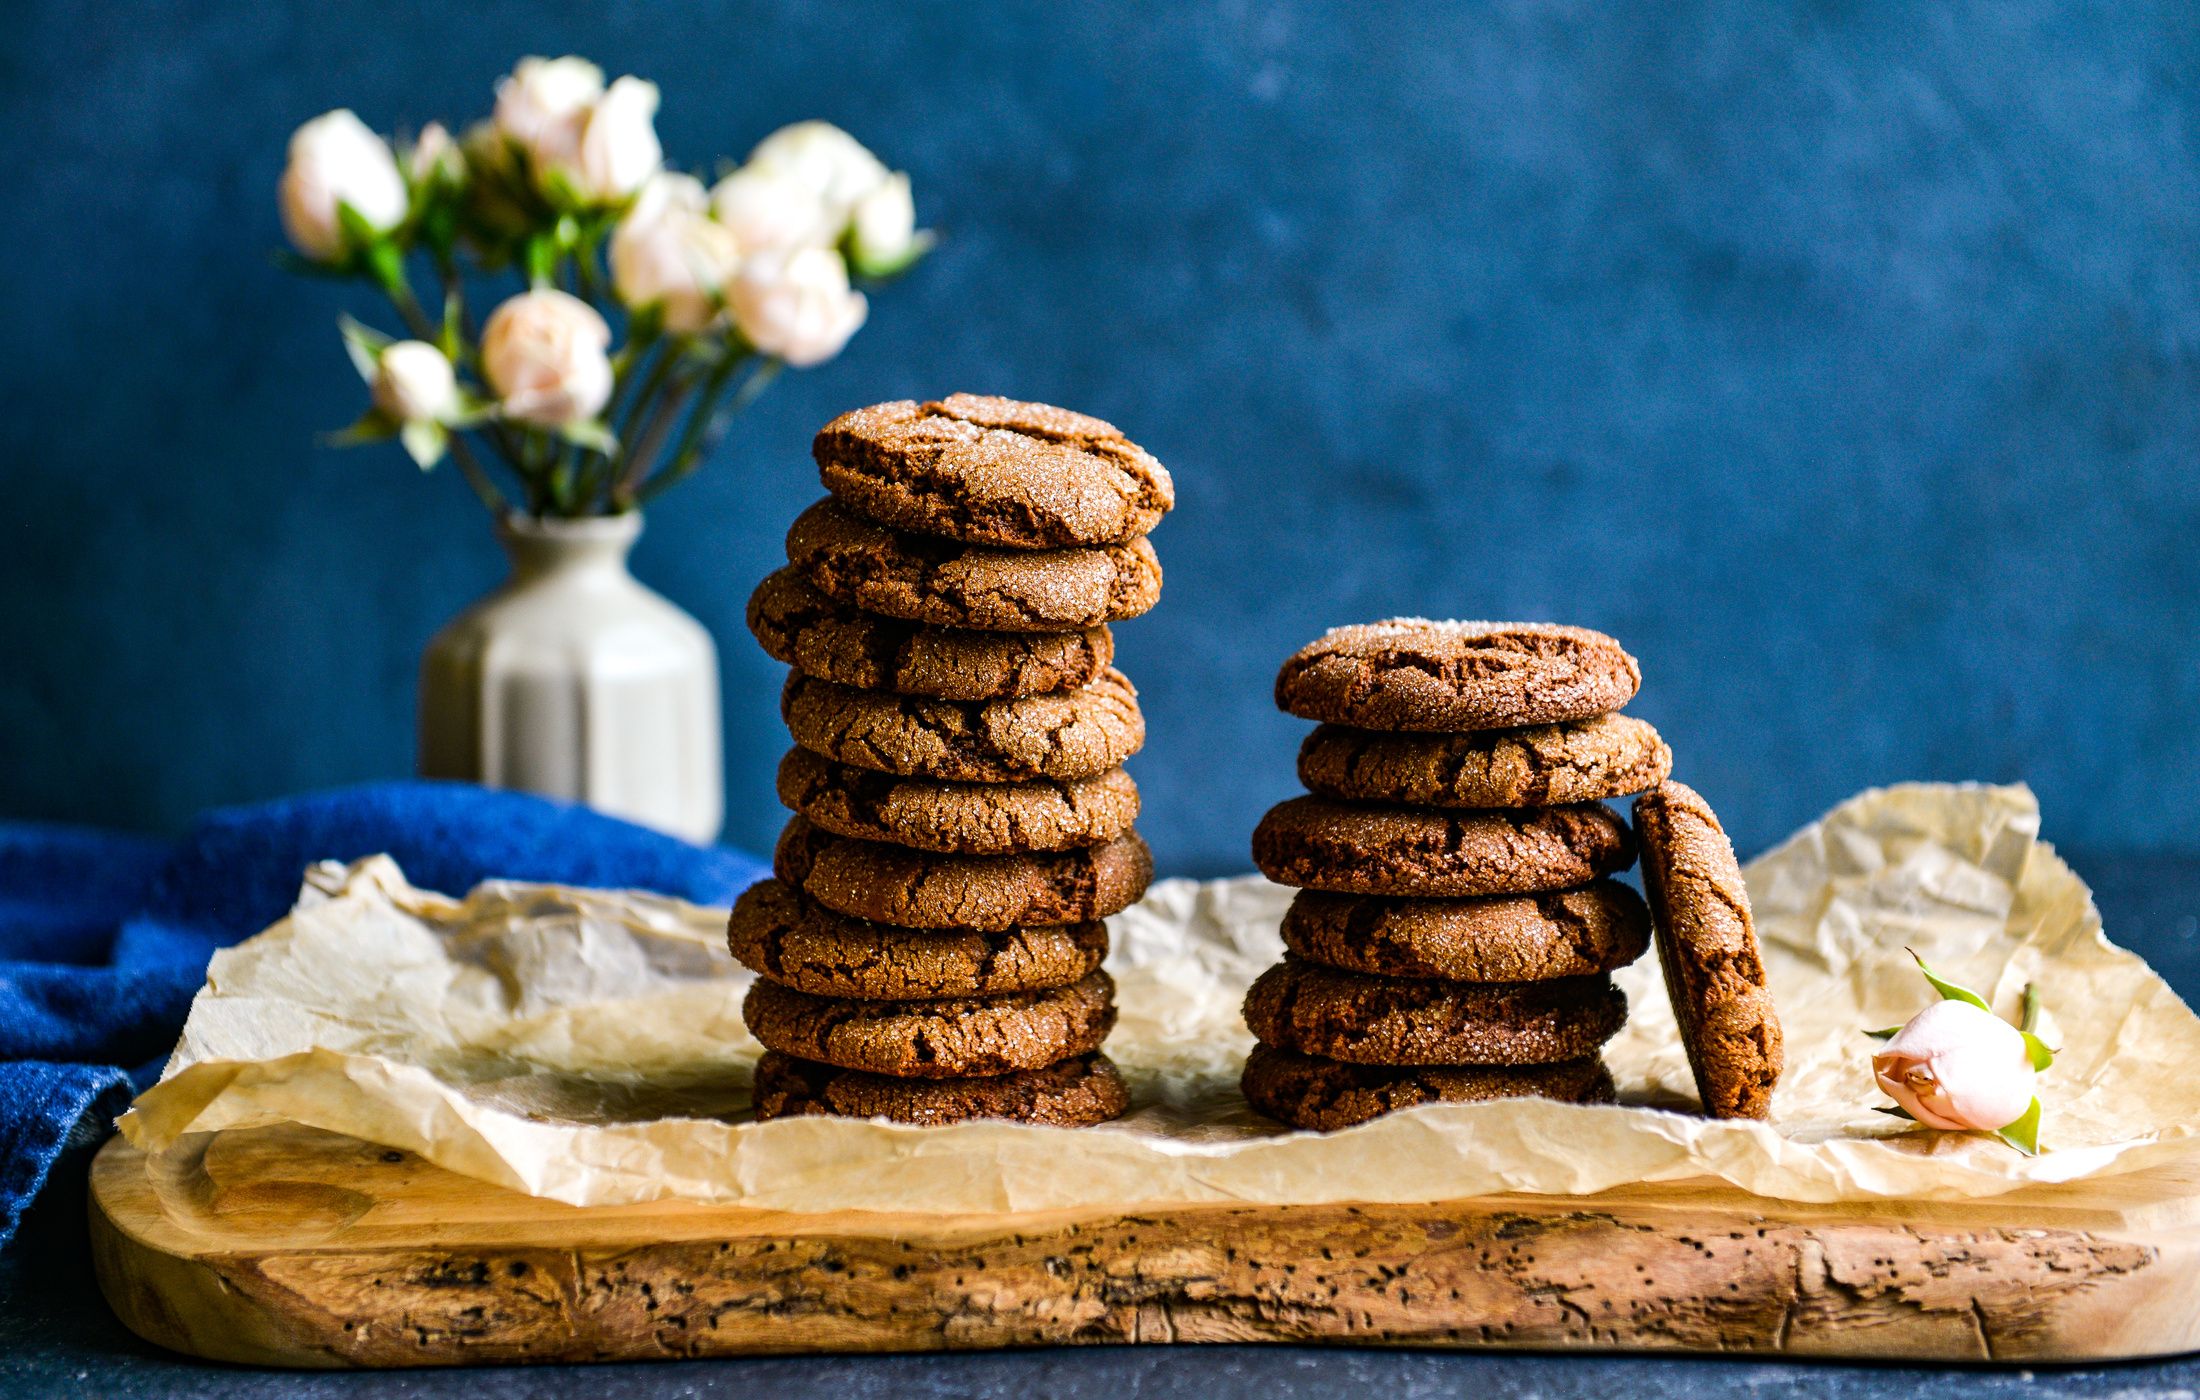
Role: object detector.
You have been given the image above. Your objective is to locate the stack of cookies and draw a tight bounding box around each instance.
[734,394,1173,1127]
[1241,620,1674,1130]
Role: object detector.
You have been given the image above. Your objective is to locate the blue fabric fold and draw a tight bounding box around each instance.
[0,781,764,1249]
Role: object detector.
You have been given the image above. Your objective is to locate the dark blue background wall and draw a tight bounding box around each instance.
[4,1,2197,874]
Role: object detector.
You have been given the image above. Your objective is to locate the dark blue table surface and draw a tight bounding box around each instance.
[5,851,2196,1399]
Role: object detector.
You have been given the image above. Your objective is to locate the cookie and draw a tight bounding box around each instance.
[753,1050,1131,1126]
[1279,883,1650,982]
[1242,959,1626,1066]
[1251,796,1634,896]
[777,747,1140,855]
[813,394,1174,549]
[748,567,1115,699]
[1275,620,1641,731]
[1633,781,1784,1119]
[743,971,1117,1078]
[727,880,1108,999]
[782,669,1143,783]
[1297,714,1671,808]
[774,818,1153,931]
[787,500,1162,632]
[1240,1045,1614,1131]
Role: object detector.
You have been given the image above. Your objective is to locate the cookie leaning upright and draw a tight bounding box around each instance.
[734,394,1173,1128]
[1633,780,1784,1119]
[1244,618,1666,1132]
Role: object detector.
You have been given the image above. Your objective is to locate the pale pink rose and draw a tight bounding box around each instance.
[1872,999,2037,1131]
[847,172,917,272]
[492,56,603,174]
[278,110,407,262]
[480,289,613,427]
[709,162,836,252]
[610,174,740,333]
[571,76,662,202]
[371,341,459,423]
[727,247,867,367]
[745,120,889,216]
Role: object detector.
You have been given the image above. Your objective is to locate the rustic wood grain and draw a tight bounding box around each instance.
[88,1124,2200,1368]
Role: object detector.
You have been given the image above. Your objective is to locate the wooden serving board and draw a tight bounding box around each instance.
[90,1123,2200,1368]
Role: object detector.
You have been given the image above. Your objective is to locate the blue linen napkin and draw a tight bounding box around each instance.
[0,780,765,1250]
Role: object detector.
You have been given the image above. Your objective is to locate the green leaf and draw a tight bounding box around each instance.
[559,419,619,456]
[364,239,406,297]
[1908,949,1992,1012]
[323,411,396,447]
[2022,982,2042,1034]
[1864,1026,1904,1040]
[398,420,448,469]
[2020,1030,2056,1072]
[1996,1097,2043,1156]
[847,228,937,282]
[337,315,391,383]
[335,200,382,254]
[1874,1104,1917,1120]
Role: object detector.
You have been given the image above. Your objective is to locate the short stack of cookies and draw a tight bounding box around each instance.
[734,394,1173,1127]
[1241,620,1674,1131]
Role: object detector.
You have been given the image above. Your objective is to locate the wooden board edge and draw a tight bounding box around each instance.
[90,1172,348,1368]
[86,1132,2200,1369]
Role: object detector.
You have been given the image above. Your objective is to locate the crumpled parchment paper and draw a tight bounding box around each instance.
[118,783,2200,1211]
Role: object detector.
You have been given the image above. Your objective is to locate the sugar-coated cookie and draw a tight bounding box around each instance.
[813,394,1173,549]
[1275,619,1640,731]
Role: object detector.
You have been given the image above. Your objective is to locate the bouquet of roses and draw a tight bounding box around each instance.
[277,55,928,517]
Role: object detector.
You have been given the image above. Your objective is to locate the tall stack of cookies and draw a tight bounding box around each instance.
[1241,620,1674,1130]
[734,394,1172,1127]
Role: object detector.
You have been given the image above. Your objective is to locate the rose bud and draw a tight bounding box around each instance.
[728,246,868,368]
[371,341,460,424]
[571,75,663,203]
[480,289,614,427]
[278,109,408,262]
[744,120,890,218]
[1872,998,2038,1132]
[407,121,463,187]
[709,161,835,252]
[847,172,920,276]
[610,174,741,334]
[492,55,603,175]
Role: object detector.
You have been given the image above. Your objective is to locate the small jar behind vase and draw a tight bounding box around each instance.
[419,512,722,843]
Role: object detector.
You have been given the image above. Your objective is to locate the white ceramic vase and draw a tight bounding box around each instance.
[417,512,723,843]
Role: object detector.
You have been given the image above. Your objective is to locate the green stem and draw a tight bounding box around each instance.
[375,261,440,342]
[615,378,695,506]
[632,357,782,507]
[445,433,509,517]
[605,332,665,431]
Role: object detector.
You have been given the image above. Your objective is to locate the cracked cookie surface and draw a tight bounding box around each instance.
[1634,780,1783,1119]
[753,1049,1130,1125]
[782,668,1143,782]
[1242,960,1626,1066]
[1240,1045,1614,1131]
[743,969,1117,1077]
[727,879,1107,999]
[1251,796,1634,896]
[813,394,1174,549]
[748,567,1115,699]
[774,817,1153,931]
[777,747,1140,854]
[1275,619,1641,731]
[787,499,1161,631]
[1280,882,1650,982]
[1298,714,1671,808]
